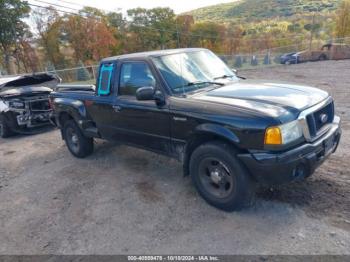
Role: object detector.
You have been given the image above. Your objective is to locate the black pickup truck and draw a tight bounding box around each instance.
[50,48,341,211]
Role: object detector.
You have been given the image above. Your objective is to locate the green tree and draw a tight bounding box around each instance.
[32,7,66,69]
[149,8,176,49]
[128,8,159,51]
[0,0,30,74]
[79,6,105,20]
[107,12,127,54]
[190,22,226,53]
[107,12,126,31]
[127,7,177,50]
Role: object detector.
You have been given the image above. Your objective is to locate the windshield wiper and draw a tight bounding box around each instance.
[173,81,224,92]
[214,74,246,80]
[213,74,236,80]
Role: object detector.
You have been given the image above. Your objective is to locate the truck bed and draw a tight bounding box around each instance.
[51,84,98,104]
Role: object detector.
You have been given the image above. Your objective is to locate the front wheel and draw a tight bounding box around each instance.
[190,141,255,211]
[63,120,94,158]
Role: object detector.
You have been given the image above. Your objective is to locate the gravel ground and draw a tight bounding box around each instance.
[0,60,349,255]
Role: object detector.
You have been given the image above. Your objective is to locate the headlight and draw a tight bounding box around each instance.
[9,101,25,109]
[265,120,303,145]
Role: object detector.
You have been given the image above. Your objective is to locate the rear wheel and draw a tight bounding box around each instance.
[190,141,255,211]
[0,115,15,138]
[63,120,93,158]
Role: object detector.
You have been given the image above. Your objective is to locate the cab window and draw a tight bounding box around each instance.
[119,62,156,96]
[98,63,114,96]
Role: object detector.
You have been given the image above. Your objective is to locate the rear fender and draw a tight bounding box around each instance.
[54,97,87,128]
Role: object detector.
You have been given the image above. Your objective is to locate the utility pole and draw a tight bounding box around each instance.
[12,23,21,74]
[309,12,316,51]
[309,5,321,51]
[175,20,180,48]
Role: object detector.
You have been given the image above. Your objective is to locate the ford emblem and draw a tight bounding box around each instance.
[319,113,328,124]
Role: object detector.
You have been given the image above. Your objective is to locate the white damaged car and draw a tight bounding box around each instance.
[0,74,59,138]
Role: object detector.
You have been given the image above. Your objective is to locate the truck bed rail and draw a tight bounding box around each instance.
[55,84,95,92]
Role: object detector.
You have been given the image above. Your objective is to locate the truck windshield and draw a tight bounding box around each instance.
[152,50,238,94]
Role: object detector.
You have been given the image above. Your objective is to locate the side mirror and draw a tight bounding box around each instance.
[136,86,155,101]
[231,68,237,74]
[154,90,165,106]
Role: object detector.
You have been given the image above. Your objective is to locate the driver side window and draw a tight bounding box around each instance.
[119,62,156,96]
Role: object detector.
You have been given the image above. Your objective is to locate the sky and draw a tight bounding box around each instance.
[28,0,235,14]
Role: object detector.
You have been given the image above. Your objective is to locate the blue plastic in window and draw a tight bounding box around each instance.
[98,63,114,96]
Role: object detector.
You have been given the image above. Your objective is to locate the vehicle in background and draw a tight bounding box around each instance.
[280,52,299,64]
[0,74,59,138]
[298,43,350,63]
[50,48,341,211]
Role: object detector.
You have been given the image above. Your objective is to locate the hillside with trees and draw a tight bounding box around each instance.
[186,0,344,53]
[1,0,350,76]
[187,0,339,23]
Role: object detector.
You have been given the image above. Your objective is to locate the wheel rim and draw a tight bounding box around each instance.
[198,157,235,199]
[66,127,80,153]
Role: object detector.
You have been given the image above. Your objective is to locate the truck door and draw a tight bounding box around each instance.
[84,62,119,138]
[105,60,171,154]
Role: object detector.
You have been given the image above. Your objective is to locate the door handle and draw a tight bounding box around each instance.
[112,105,122,112]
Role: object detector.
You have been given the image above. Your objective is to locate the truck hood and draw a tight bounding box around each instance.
[0,74,59,97]
[194,80,329,122]
[0,86,53,98]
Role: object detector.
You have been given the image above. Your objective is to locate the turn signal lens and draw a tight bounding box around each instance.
[265,127,282,145]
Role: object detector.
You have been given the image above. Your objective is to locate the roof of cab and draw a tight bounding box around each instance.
[101,48,207,63]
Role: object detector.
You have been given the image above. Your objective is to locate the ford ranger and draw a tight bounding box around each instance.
[50,48,341,211]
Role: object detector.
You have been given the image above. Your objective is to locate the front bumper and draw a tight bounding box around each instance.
[16,111,52,128]
[238,116,341,186]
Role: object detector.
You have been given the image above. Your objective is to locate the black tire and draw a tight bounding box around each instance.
[0,115,15,138]
[319,55,328,61]
[63,120,94,158]
[190,141,255,211]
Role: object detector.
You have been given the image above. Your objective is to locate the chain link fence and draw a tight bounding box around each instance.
[219,36,350,70]
[218,45,301,70]
[3,36,350,84]
[44,46,302,84]
[41,65,99,84]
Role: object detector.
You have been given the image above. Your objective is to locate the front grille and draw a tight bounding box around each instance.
[30,99,51,112]
[306,101,334,137]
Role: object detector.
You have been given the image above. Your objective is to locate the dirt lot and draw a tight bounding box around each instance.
[0,60,349,255]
